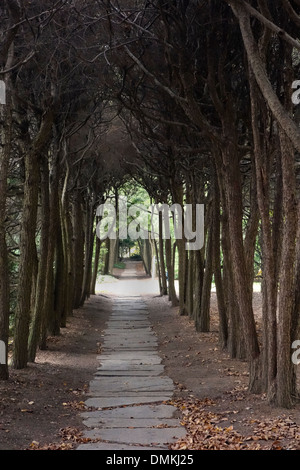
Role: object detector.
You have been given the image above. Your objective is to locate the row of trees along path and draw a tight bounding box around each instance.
[0,0,299,409]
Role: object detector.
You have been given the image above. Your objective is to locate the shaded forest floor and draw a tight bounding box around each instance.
[1,262,300,450]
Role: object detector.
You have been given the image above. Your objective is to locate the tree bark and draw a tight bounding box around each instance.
[80,194,95,305]
[13,149,40,369]
[28,156,50,362]
[249,71,277,396]
[73,190,85,308]
[275,129,298,408]
[221,134,260,389]
[196,202,213,332]
[13,108,54,369]
[212,173,228,349]
[90,236,102,295]
[165,237,178,306]
[0,78,11,379]
[231,2,300,154]
[158,211,168,295]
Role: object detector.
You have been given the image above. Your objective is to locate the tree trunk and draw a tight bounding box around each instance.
[28,157,50,362]
[60,191,74,327]
[90,236,102,295]
[39,146,60,348]
[172,185,187,315]
[73,189,85,308]
[165,237,178,306]
[103,238,110,275]
[80,195,96,305]
[221,135,260,389]
[196,202,213,332]
[249,72,277,397]
[275,129,298,408]
[187,251,194,318]
[51,224,64,336]
[154,240,162,294]
[232,2,300,154]
[158,211,168,295]
[212,174,228,349]
[13,149,40,369]
[0,78,11,379]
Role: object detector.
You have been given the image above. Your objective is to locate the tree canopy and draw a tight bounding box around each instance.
[0,0,299,409]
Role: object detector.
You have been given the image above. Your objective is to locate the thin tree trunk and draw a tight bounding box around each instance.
[172,185,187,315]
[165,237,178,306]
[196,203,213,332]
[80,196,96,305]
[187,251,194,318]
[28,157,50,362]
[39,147,60,348]
[275,129,298,408]
[249,72,277,397]
[103,238,110,275]
[222,135,260,388]
[158,211,168,295]
[154,240,162,294]
[51,224,64,336]
[73,190,85,308]
[60,192,74,327]
[212,174,228,349]
[90,236,102,295]
[0,79,11,379]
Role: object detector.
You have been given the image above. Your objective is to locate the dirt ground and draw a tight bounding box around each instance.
[145,293,300,450]
[0,294,112,450]
[1,262,300,450]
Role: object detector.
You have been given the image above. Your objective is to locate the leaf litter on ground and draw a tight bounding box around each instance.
[169,397,300,450]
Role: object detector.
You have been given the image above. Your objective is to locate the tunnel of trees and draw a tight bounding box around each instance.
[0,0,300,409]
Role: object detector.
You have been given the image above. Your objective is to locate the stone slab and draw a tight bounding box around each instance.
[96,363,164,372]
[82,427,186,445]
[89,375,174,385]
[85,396,171,408]
[103,338,157,345]
[105,322,151,328]
[103,327,153,335]
[103,346,157,351]
[102,343,158,349]
[87,383,174,396]
[97,355,161,363]
[77,442,166,450]
[89,376,173,388]
[95,370,163,377]
[112,305,148,309]
[81,404,179,420]
[103,329,155,335]
[107,319,149,324]
[82,417,181,429]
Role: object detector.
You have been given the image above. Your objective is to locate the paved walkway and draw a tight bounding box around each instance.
[77,262,186,450]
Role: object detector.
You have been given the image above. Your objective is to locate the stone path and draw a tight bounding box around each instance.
[77,286,186,450]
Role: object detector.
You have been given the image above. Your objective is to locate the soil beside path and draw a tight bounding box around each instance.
[1,260,300,450]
